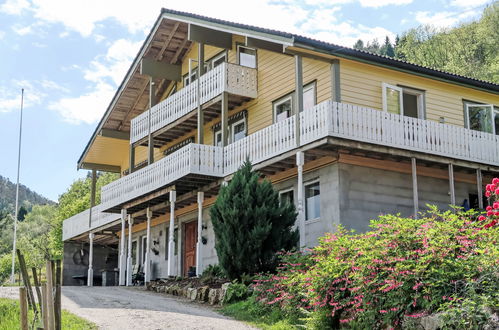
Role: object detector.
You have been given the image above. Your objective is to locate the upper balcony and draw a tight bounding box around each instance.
[130,62,257,146]
[98,99,499,215]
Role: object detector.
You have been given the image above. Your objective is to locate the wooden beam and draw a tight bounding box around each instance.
[188,24,232,49]
[99,128,130,140]
[118,78,149,131]
[246,37,283,53]
[157,22,180,61]
[123,185,175,210]
[80,162,121,173]
[171,38,189,64]
[140,58,181,81]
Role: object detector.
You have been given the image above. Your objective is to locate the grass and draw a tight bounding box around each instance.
[220,296,301,330]
[0,298,97,330]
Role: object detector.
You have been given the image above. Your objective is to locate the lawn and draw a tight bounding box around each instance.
[0,298,97,330]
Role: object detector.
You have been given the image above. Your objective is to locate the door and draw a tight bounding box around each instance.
[183,221,197,276]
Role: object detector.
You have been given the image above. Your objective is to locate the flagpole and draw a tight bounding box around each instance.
[11,88,24,284]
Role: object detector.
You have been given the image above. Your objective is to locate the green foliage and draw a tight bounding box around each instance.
[210,161,299,280]
[0,298,97,330]
[224,281,250,304]
[439,295,496,330]
[254,206,499,328]
[200,264,226,284]
[354,4,499,83]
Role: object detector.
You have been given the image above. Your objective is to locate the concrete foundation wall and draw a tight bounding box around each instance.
[63,241,118,286]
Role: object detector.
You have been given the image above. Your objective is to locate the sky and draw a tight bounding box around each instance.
[0,0,492,202]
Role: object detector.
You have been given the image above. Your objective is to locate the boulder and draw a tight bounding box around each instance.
[197,286,210,302]
[221,282,231,302]
[208,288,222,305]
[188,288,198,301]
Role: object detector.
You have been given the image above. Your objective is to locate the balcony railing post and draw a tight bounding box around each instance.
[119,209,127,285]
[126,215,133,286]
[196,192,204,276]
[87,232,94,287]
[144,207,152,284]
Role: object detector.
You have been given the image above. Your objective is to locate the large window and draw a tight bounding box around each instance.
[273,82,316,122]
[305,181,320,221]
[237,45,257,68]
[214,116,247,146]
[465,103,497,134]
[382,83,425,119]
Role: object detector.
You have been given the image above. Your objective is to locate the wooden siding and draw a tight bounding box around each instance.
[340,58,499,126]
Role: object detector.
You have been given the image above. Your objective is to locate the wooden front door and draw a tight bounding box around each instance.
[183,221,197,276]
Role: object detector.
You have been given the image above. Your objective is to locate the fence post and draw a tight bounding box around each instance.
[19,287,28,330]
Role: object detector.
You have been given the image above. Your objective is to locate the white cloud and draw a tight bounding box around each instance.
[313,23,396,48]
[450,0,490,8]
[0,0,30,15]
[415,10,478,28]
[12,25,32,35]
[49,38,140,124]
[48,82,115,124]
[359,0,412,8]
[0,80,47,113]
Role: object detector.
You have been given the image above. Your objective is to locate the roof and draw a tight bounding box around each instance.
[78,8,499,170]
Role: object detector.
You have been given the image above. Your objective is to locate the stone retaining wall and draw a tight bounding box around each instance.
[146,280,231,305]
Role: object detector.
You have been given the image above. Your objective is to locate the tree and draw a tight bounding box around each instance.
[210,161,299,280]
[380,36,395,57]
[353,39,364,50]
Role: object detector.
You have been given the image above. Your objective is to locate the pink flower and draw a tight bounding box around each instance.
[492,178,499,185]
[485,191,491,197]
[493,202,499,209]
[495,188,499,195]
[379,310,388,314]
[486,205,493,211]
[487,211,494,216]
[478,215,486,221]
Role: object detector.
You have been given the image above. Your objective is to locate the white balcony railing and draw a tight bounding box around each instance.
[62,204,120,241]
[100,144,224,211]
[130,62,257,144]
[94,100,499,224]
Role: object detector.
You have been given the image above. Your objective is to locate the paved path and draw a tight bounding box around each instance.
[0,286,255,330]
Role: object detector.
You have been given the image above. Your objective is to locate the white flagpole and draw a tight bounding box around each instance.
[11,88,24,284]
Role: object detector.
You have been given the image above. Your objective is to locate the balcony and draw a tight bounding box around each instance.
[130,62,257,145]
[100,143,224,212]
[97,99,498,216]
[62,204,120,241]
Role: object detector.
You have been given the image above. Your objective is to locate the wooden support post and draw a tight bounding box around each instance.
[144,207,152,284]
[196,192,204,276]
[448,163,456,206]
[119,209,127,285]
[55,260,62,330]
[295,55,303,147]
[331,59,341,102]
[19,287,28,330]
[296,151,305,249]
[477,169,483,209]
[32,267,42,307]
[148,77,154,165]
[168,191,176,277]
[45,261,55,330]
[126,215,133,286]
[88,169,96,228]
[41,284,48,330]
[87,233,94,287]
[197,42,205,144]
[411,157,419,219]
[129,144,135,174]
[221,92,228,147]
[16,250,36,312]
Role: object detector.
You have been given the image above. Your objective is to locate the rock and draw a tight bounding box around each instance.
[208,288,222,305]
[197,286,210,302]
[221,282,231,302]
[181,284,192,297]
[188,288,198,301]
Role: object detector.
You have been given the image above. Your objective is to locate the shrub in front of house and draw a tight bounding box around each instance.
[210,161,299,281]
[253,178,499,329]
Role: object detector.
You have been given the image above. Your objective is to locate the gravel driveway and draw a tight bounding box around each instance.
[0,286,255,330]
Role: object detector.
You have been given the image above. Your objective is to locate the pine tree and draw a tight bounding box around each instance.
[353,39,364,50]
[381,36,395,57]
[210,161,299,280]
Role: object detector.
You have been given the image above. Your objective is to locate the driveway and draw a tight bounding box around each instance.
[0,286,255,330]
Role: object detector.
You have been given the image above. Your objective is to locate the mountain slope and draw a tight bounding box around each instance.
[0,175,54,214]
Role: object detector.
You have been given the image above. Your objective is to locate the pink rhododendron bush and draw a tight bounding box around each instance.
[253,179,499,329]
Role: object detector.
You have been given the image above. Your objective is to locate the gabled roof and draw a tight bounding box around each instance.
[78,8,499,170]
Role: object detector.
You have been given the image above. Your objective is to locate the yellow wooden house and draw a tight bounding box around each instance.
[62,8,499,286]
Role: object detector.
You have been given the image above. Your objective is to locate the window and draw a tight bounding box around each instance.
[305,181,320,220]
[238,45,257,68]
[232,119,246,143]
[131,240,137,266]
[213,116,247,145]
[382,83,424,118]
[465,103,496,134]
[210,52,227,70]
[183,71,197,87]
[279,189,294,206]
[303,83,316,111]
[273,95,293,122]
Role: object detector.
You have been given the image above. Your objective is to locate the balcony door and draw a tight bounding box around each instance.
[382,83,424,119]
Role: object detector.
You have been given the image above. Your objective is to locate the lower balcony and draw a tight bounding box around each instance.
[100,143,224,213]
[62,204,120,241]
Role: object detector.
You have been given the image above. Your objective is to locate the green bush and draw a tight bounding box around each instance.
[254,206,499,328]
[224,281,250,304]
[210,161,298,280]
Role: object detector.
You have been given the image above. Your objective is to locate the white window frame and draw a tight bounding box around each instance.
[131,239,138,266]
[302,82,317,111]
[401,87,425,119]
[209,51,227,70]
[230,118,247,143]
[237,45,257,68]
[214,130,222,147]
[279,188,294,206]
[304,180,321,221]
[273,94,293,123]
[141,236,147,266]
[465,103,496,135]
[382,82,404,115]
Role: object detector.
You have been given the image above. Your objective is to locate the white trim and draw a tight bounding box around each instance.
[303,82,317,111]
[401,87,425,119]
[141,235,147,266]
[382,82,403,115]
[237,44,257,68]
[209,51,227,70]
[273,94,293,123]
[278,188,294,205]
[304,179,321,221]
[231,118,247,143]
[131,239,138,266]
